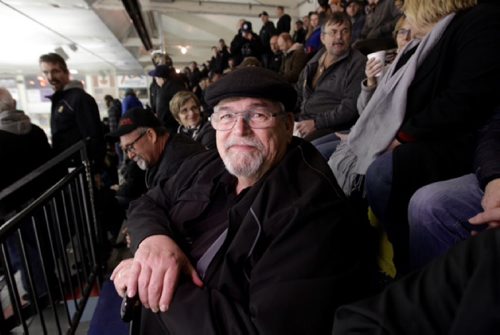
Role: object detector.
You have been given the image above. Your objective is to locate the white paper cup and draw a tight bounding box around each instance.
[367,50,386,77]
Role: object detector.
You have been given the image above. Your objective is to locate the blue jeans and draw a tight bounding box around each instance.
[365,151,393,226]
[310,133,341,160]
[408,173,483,270]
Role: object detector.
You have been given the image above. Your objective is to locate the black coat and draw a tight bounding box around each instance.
[144,133,205,189]
[49,87,104,165]
[155,79,186,132]
[259,21,277,54]
[126,138,371,334]
[230,32,264,65]
[277,14,291,34]
[0,124,53,215]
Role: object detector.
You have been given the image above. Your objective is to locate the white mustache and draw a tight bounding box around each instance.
[224,138,263,151]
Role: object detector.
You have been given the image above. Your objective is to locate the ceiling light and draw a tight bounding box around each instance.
[69,69,79,75]
[179,46,188,55]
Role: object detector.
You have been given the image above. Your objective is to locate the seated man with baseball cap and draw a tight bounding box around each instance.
[108,107,205,189]
[111,67,372,334]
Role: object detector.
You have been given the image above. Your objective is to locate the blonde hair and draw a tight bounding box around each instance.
[169,91,201,123]
[403,0,477,28]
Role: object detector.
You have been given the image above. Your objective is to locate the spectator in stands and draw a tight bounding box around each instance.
[292,19,307,44]
[39,53,104,165]
[104,95,122,133]
[223,57,237,74]
[362,0,500,275]
[276,5,291,34]
[346,0,366,44]
[295,12,366,142]
[217,38,230,71]
[111,66,371,334]
[148,64,186,132]
[104,94,124,165]
[313,17,412,161]
[169,91,216,149]
[108,107,204,190]
[357,16,413,98]
[0,87,53,300]
[258,11,277,68]
[330,0,345,13]
[302,14,310,33]
[304,12,323,58]
[268,35,283,73]
[277,32,307,83]
[122,89,143,115]
[188,61,202,90]
[230,21,263,66]
[238,56,262,68]
[407,106,500,270]
[354,0,402,54]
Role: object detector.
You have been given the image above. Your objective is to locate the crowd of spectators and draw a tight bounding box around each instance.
[2,0,500,333]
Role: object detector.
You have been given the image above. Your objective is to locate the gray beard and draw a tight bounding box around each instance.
[222,151,264,178]
[135,158,148,170]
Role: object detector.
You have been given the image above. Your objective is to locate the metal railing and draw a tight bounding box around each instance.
[0,140,102,334]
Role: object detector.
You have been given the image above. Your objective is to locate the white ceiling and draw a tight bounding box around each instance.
[0,0,316,76]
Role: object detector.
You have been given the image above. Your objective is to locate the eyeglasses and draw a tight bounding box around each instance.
[122,130,147,155]
[209,109,284,131]
[397,28,411,36]
[321,28,350,37]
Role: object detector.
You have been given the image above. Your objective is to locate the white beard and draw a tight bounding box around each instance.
[222,138,265,178]
[134,158,148,170]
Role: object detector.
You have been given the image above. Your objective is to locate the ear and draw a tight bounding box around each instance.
[148,128,158,143]
[320,32,325,46]
[284,112,294,135]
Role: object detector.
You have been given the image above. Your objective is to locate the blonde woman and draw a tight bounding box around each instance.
[169,91,215,149]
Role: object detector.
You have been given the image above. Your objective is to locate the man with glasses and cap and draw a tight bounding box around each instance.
[108,107,204,189]
[111,66,372,334]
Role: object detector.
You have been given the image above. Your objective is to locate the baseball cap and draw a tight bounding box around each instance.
[241,21,253,33]
[107,107,162,138]
[148,64,172,78]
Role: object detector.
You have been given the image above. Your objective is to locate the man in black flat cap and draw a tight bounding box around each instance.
[112,67,372,334]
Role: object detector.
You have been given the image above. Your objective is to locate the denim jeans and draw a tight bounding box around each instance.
[310,133,341,160]
[408,173,483,270]
[365,151,393,226]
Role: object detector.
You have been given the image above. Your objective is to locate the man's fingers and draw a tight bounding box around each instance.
[126,261,141,299]
[159,267,181,312]
[188,265,204,288]
[469,208,500,225]
[148,265,168,313]
[137,264,152,308]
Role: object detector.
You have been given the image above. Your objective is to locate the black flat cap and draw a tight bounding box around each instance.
[107,107,161,138]
[205,67,297,111]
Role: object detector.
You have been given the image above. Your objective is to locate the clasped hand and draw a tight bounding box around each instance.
[111,235,203,313]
